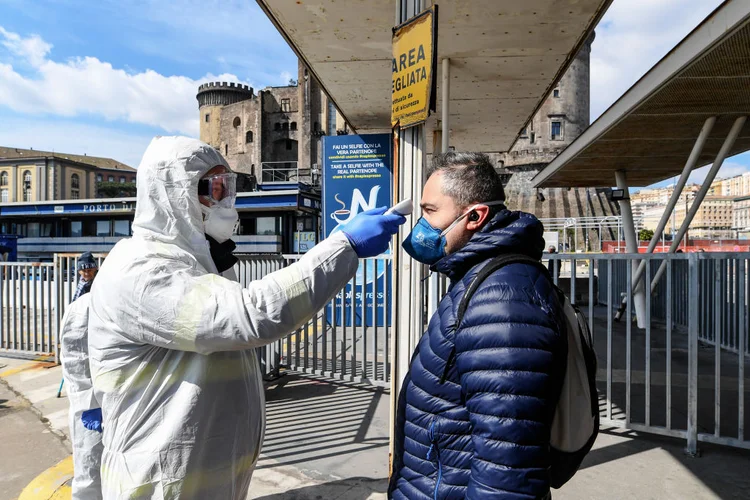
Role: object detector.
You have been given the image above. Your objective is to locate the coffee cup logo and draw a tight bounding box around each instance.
[329,186,382,229]
[331,193,352,224]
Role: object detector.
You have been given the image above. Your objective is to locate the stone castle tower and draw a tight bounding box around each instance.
[494,33,620,248]
[197,62,346,181]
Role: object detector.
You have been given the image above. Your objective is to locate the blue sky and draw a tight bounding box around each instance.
[0,0,297,166]
[0,0,748,187]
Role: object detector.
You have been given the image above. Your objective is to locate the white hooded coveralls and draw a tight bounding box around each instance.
[60,293,103,500]
[87,137,358,499]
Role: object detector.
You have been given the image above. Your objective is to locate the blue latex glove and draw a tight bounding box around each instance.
[81,408,103,433]
[341,207,407,258]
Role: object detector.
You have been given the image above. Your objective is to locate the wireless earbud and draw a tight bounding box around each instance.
[469,211,480,222]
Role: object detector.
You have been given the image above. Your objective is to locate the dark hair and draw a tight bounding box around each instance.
[427,152,505,208]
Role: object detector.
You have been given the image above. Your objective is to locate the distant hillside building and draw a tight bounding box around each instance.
[0,147,135,203]
[197,61,346,185]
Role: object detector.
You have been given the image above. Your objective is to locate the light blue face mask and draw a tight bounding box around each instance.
[402,201,504,265]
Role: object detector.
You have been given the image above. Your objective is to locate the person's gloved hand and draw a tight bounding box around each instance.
[341,207,407,258]
[81,408,103,433]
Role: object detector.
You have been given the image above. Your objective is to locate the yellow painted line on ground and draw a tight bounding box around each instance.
[0,355,56,378]
[18,455,73,500]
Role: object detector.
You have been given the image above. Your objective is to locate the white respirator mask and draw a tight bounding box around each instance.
[201,203,239,243]
[198,170,239,243]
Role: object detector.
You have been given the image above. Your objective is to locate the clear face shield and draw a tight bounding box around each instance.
[198,171,237,208]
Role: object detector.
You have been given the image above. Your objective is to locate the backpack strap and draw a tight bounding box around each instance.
[439,253,551,383]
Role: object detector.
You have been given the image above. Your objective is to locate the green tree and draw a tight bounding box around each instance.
[639,229,655,241]
[96,182,136,198]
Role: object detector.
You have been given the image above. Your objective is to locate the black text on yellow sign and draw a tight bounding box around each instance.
[391,7,436,129]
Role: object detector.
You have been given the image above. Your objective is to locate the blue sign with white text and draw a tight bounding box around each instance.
[323,134,393,327]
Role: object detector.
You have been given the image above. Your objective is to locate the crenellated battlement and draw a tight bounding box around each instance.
[197,82,254,107]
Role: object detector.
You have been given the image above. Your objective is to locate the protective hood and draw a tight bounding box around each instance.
[132,136,229,273]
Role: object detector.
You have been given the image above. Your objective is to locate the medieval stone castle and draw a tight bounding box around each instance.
[198,38,617,245]
[197,62,345,185]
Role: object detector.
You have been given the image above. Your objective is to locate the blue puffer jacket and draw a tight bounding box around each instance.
[389,209,567,500]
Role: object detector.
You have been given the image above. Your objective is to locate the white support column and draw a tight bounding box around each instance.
[441,58,450,152]
[616,170,647,328]
[615,116,716,320]
[390,0,426,467]
[650,115,747,290]
[426,57,450,318]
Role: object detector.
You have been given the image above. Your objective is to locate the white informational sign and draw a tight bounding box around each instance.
[297,221,304,232]
[543,231,559,252]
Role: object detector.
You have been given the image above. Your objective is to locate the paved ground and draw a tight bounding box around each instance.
[1,354,749,499]
[0,358,70,500]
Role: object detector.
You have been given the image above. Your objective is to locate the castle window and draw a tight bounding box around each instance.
[71,173,80,200]
[275,123,281,131]
[246,131,253,143]
[290,122,297,131]
[108,176,114,182]
[282,122,289,131]
[120,176,126,184]
[553,88,560,98]
[0,172,7,186]
[286,139,292,151]
[281,98,291,112]
[225,144,228,156]
[551,121,563,141]
[96,174,103,182]
[233,117,241,128]
[205,113,210,123]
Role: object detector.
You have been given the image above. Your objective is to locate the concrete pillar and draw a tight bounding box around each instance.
[390,0,427,465]
[615,170,646,328]
[425,58,450,318]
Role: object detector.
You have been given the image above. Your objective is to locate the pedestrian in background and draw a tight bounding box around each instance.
[72,252,98,302]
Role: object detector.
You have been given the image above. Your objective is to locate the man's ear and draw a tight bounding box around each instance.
[466,205,490,231]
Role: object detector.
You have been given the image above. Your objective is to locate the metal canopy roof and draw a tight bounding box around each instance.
[257,0,611,153]
[534,0,750,188]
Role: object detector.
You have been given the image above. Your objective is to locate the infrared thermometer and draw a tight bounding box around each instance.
[386,198,414,216]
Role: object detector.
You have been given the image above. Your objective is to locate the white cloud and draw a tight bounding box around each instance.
[0,117,153,168]
[0,26,51,66]
[280,71,293,85]
[590,0,724,119]
[0,26,249,136]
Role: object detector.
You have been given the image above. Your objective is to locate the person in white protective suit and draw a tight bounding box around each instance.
[61,293,103,500]
[87,136,405,499]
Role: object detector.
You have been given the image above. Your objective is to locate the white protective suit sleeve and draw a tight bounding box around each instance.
[60,294,103,500]
[94,230,356,355]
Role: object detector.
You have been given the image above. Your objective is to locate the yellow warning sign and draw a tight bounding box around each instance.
[391,8,436,128]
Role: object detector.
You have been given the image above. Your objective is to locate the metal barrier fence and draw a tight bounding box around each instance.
[3,250,748,453]
[0,262,56,358]
[548,252,749,453]
[234,254,393,387]
[598,258,750,356]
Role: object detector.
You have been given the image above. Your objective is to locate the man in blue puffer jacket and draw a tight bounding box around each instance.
[389,152,567,500]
